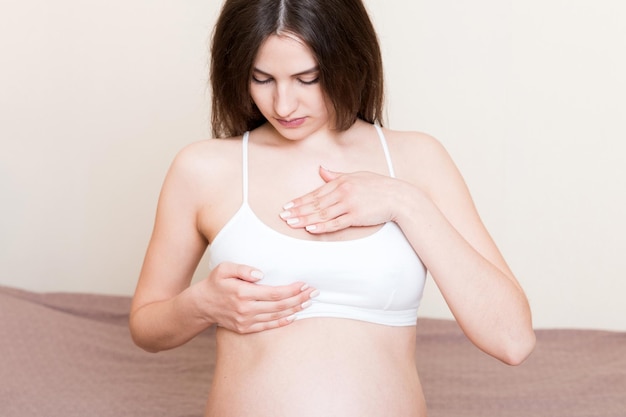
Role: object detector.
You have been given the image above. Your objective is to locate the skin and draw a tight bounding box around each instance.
[130,34,535,416]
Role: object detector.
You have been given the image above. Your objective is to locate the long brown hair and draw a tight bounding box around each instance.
[210,0,384,138]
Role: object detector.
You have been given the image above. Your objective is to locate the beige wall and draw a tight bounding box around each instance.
[1,1,624,331]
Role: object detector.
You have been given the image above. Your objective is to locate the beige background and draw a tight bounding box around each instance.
[1,1,624,330]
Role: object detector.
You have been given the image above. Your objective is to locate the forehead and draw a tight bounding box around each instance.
[253,34,317,73]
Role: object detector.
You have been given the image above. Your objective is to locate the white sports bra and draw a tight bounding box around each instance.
[208,125,427,326]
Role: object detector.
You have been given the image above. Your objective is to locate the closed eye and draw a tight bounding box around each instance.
[298,77,319,86]
[252,76,273,85]
[252,66,319,86]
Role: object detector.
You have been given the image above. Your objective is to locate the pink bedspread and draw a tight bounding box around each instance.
[1,285,624,416]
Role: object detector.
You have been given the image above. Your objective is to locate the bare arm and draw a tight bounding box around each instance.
[279,132,535,365]
[391,137,535,365]
[130,142,316,352]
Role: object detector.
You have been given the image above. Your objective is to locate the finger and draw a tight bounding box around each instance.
[255,286,318,312]
[301,204,348,230]
[230,285,319,333]
[249,281,317,305]
[318,165,342,183]
[213,261,264,284]
[244,314,296,333]
[304,215,352,234]
[282,178,339,212]
[280,190,343,227]
[245,288,320,332]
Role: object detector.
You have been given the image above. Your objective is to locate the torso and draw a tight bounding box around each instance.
[206,320,426,417]
[196,121,430,416]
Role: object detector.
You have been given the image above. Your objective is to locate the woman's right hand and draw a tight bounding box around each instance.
[194,262,318,334]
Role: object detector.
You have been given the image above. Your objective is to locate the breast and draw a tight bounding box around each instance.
[209,206,427,325]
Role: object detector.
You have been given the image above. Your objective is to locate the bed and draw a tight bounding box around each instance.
[1,284,624,417]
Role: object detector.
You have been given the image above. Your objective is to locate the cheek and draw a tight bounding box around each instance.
[249,86,260,105]
[249,86,269,111]
[315,89,331,109]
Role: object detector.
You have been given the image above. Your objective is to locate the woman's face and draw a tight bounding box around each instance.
[249,34,334,140]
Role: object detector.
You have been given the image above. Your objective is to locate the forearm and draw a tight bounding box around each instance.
[395,185,535,364]
[129,286,213,353]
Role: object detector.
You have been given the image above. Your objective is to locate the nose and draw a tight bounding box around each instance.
[274,83,298,118]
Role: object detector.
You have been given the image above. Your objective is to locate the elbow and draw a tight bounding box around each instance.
[131,336,162,354]
[496,296,537,366]
[499,328,536,366]
[128,315,164,354]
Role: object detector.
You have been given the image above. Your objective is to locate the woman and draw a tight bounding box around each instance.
[129,0,536,415]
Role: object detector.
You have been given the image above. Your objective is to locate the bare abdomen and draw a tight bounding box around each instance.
[205,318,426,417]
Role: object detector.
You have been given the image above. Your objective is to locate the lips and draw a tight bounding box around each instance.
[276,117,306,128]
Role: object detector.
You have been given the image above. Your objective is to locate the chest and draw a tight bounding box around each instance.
[209,209,427,312]
[245,148,391,242]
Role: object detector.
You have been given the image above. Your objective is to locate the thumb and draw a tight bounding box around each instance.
[319,165,341,183]
[215,262,264,284]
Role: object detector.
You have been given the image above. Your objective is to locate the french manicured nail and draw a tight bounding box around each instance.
[305,224,317,232]
[279,210,291,219]
[286,314,296,322]
[251,270,264,280]
[301,300,312,309]
[309,289,320,298]
[300,283,310,291]
[286,218,299,225]
[283,202,295,210]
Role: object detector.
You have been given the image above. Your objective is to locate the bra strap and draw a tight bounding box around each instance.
[374,124,396,178]
[242,131,249,203]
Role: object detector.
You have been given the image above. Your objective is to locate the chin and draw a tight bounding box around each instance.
[270,123,309,141]
[272,121,331,142]
[278,131,308,142]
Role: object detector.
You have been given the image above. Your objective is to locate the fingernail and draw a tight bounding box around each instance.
[305,224,317,232]
[286,218,299,225]
[283,201,295,210]
[300,283,309,291]
[279,210,291,219]
[301,300,312,309]
[309,289,320,299]
[286,314,296,322]
[251,270,264,280]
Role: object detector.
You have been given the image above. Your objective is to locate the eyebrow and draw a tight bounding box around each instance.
[252,66,319,77]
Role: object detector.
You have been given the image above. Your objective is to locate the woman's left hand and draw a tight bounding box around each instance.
[279,166,404,234]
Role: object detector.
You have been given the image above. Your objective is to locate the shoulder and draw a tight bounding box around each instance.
[172,136,243,170]
[167,136,243,186]
[380,126,476,221]
[379,127,446,155]
[154,136,245,239]
[157,136,244,216]
[379,127,458,184]
[377,126,471,206]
